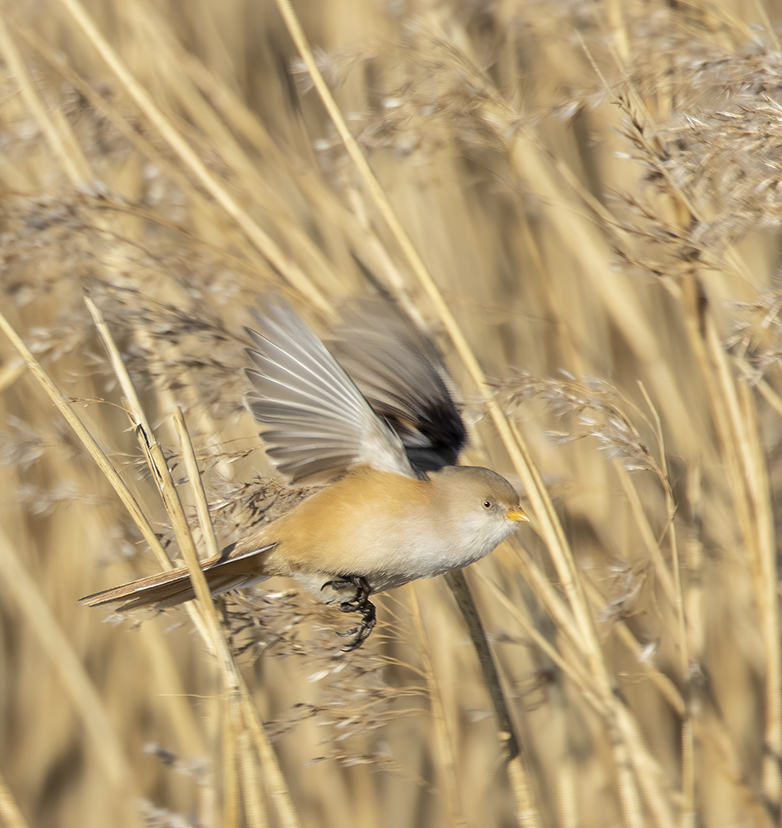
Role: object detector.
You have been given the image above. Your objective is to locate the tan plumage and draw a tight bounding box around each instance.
[81,298,528,648]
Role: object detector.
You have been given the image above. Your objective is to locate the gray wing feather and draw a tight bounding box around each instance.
[245,299,412,482]
[328,301,467,472]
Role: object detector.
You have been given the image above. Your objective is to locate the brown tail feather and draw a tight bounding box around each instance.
[80,543,276,611]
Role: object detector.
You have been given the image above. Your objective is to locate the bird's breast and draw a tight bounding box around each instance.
[265,468,462,590]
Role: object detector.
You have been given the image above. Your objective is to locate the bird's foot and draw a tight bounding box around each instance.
[321,575,376,651]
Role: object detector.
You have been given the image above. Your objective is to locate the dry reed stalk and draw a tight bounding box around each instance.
[1,279,299,824]
[624,61,782,807]
[57,0,327,309]
[597,582,773,828]
[478,563,679,828]
[0,11,91,188]
[220,703,240,828]
[637,382,695,824]
[236,724,268,828]
[0,524,141,823]
[0,308,168,567]
[485,554,769,828]
[126,4,348,302]
[10,13,294,314]
[0,361,24,394]
[510,417,646,827]
[88,294,301,828]
[275,3,547,823]
[274,4,658,824]
[704,318,781,808]
[560,27,780,823]
[179,418,300,828]
[445,569,540,827]
[0,770,30,828]
[408,591,468,828]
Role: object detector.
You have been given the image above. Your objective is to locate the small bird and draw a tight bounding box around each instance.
[81,298,528,649]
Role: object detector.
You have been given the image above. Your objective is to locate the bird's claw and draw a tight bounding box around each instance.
[321,578,354,593]
[321,575,376,651]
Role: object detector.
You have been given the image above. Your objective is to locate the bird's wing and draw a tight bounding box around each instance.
[245,298,413,482]
[328,300,467,473]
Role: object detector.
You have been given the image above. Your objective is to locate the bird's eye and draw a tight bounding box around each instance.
[482,500,493,510]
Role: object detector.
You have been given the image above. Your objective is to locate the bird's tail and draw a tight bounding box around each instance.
[79,543,276,611]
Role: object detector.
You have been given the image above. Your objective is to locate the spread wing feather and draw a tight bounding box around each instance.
[244,299,412,482]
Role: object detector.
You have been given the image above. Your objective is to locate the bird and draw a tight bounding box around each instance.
[80,297,529,650]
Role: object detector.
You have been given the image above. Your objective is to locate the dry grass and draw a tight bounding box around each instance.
[1,1,782,826]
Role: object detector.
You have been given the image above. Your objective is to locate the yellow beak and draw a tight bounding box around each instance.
[506,507,530,523]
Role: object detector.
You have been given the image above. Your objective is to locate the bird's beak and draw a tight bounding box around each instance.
[506,507,530,523]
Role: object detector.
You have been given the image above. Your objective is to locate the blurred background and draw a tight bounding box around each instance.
[1,1,782,826]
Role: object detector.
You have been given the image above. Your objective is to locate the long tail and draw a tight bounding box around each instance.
[79,543,276,611]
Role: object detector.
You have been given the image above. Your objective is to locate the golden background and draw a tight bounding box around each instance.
[0,1,781,827]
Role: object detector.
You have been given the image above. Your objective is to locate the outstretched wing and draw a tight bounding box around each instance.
[245,298,413,483]
[328,300,467,473]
